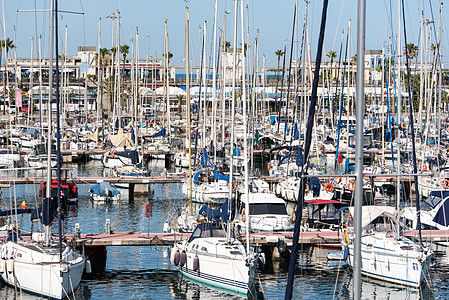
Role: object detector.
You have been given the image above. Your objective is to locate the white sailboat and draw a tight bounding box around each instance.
[0,2,90,298]
[172,4,258,295]
[342,206,433,287]
[0,240,87,299]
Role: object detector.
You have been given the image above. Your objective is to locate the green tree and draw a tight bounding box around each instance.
[275,49,284,79]
[163,51,173,64]
[404,43,418,60]
[326,50,337,83]
[1,38,14,113]
[120,44,130,63]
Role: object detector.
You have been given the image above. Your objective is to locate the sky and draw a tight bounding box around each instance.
[3,0,449,68]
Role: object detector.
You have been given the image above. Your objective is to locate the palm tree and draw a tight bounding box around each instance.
[275,49,284,80]
[404,43,418,60]
[164,51,173,64]
[326,50,337,84]
[120,44,130,63]
[225,41,231,51]
[431,43,438,62]
[2,38,14,113]
[274,49,284,109]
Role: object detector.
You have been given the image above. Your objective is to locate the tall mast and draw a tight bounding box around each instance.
[211,0,218,164]
[353,0,366,298]
[45,0,55,246]
[240,0,250,254]
[185,6,192,213]
[97,18,101,129]
[55,0,63,259]
[227,0,238,243]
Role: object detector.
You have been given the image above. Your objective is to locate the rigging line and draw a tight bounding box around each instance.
[34,0,39,57]
[402,0,422,246]
[331,0,345,53]
[285,0,329,299]
[79,0,86,46]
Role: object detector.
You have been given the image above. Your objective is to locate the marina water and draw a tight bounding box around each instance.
[0,159,448,299]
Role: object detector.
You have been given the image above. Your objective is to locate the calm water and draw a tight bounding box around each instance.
[0,159,448,299]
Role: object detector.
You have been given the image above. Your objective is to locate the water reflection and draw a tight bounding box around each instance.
[0,160,447,299]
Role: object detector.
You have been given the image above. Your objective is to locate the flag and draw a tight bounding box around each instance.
[20,201,26,210]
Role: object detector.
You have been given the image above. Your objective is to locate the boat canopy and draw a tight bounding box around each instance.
[188,222,226,243]
[89,182,120,197]
[198,199,235,224]
[348,206,397,228]
[433,197,449,227]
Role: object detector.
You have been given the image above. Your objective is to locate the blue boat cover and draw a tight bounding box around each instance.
[153,128,166,137]
[213,165,235,182]
[433,193,449,226]
[193,170,207,185]
[201,148,213,168]
[89,182,120,196]
[198,199,235,224]
[25,127,39,137]
[309,177,320,197]
[114,149,138,164]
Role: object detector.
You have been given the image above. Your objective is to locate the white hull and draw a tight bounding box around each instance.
[173,237,256,294]
[0,241,86,299]
[346,234,432,288]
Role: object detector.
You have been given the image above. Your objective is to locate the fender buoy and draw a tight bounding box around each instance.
[179,250,187,267]
[324,183,334,192]
[337,154,343,164]
[290,210,296,223]
[305,184,309,193]
[267,163,270,170]
[7,257,13,274]
[192,255,199,271]
[258,252,266,271]
[0,258,5,274]
[174,250,180,266]
[442,179,449,189]
[347,181,355,191]
[242,208,246,222]
[343,230,350,245]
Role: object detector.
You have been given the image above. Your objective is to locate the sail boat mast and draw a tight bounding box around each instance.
[353,0,366,297]
[185,6,193,212]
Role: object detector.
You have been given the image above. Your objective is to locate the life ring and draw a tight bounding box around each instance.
[267,163,270,170]
[442,179,449,189]
[242,208,246,222]
[305,183,309,192]
[232,182,237,192]
[111,150,115,159]
[422,164,427,171]
[347,181,355,191]
[324,183,334,192]
[290,210,296,223]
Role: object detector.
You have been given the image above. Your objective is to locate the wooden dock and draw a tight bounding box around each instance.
[67,229,449,248]
[0,175,187,186]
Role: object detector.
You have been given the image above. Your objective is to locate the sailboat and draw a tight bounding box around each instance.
[341,206,433,287]
[341,0,433,290]
[0,1,89,298]
[172,4,258,295]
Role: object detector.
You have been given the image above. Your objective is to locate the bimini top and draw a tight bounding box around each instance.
[347,206,397,228]
[188,223,226,243]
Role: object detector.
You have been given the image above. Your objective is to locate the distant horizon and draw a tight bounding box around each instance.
[1,0,447,68]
